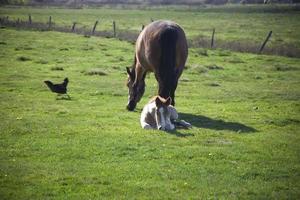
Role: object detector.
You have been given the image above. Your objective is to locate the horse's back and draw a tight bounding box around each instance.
[136,20,188,74]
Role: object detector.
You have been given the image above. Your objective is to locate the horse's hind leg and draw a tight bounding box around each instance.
[170,80,178,106]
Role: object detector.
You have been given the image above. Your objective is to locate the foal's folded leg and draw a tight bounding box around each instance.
[141,122,154,129]
[169,106,178,120]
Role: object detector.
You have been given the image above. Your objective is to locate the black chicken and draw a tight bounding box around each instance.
[44,78,70,99]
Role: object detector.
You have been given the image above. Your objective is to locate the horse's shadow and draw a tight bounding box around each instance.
[178,112,257,133]
[166,129,195,138]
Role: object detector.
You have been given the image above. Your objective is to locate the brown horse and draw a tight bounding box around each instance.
[126,20,188,111]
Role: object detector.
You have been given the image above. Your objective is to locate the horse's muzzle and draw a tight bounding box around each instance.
[126,101,136,111]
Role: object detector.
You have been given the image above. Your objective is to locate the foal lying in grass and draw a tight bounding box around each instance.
[140,96,191,131]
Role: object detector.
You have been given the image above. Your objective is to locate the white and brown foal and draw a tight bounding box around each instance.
[140,96,178,131]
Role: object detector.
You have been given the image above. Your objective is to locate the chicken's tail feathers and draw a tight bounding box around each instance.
[44,81,54,91]
[44,80,53,87]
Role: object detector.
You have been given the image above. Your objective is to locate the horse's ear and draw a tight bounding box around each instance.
[126,67,131,76]
[165,97,172,106]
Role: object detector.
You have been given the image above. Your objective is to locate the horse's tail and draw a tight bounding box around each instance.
[158,26,178,98]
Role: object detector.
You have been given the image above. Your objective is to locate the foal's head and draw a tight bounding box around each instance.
[154,96,174,131]
[126,67,145,111]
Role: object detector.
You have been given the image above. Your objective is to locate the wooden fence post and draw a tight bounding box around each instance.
[48,16,52,29]
[1,16,9,23]
[92,20,98,34]
[259,31,272,53]
[113,21,116,37]
[71,22,76,32]
[211,28,215,48]
[28,14,32,25]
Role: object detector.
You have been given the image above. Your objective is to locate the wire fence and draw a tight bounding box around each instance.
[1,15,299,58]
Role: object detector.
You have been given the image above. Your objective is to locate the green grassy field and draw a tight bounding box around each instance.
[0,5,300,199]
[1,5,300,49]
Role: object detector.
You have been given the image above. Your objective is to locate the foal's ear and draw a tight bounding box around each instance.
[155,96,163,106]
[165,97,172,106]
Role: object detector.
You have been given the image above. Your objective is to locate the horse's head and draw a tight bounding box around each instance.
[154,96,175,131]
[126,67,145,111]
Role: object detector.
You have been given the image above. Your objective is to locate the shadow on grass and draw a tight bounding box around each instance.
[56,95,72,100]
[179,113,257,133]
[166,129,194,138]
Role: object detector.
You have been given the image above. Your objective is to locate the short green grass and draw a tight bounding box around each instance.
[0,22,300,199]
